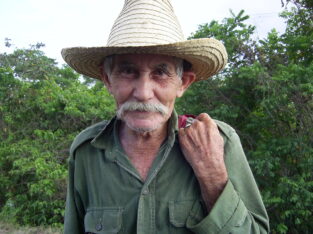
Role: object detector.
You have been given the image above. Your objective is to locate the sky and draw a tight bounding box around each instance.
[0,0,287,65]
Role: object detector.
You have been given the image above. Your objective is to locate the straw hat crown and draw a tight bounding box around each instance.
[61,0,228,81]
[107,0,185,46]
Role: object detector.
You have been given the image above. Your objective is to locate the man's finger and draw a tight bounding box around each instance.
[196,113,211,122]
[197,113,219,129]
[178,127,185,135]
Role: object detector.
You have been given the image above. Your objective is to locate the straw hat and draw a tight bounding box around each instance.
[61,0,228,81]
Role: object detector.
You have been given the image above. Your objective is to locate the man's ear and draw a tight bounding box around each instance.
[99,66,112,93]
[176,71,196,98]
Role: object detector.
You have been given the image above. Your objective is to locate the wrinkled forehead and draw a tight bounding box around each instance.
[112,54,179,69]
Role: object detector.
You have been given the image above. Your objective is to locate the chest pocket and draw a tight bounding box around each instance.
[169,200,205,232]
[84,207,123,234]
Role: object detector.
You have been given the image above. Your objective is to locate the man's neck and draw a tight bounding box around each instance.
[118,121,169,180]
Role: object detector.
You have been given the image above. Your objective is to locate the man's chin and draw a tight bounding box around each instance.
[125,121,161,133]
[122,119,163,133]
[128,126,157,133]
[119,111,170,133]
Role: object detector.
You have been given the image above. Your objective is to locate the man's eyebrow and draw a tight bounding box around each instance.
[154,63,169,70]
[115,61,135,68]
[155,63,177,76]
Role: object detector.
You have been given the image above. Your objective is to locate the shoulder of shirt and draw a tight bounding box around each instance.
[213,119,237,140]
[70,120,109,156]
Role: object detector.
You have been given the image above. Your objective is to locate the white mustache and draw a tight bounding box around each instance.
[116,101,169,119]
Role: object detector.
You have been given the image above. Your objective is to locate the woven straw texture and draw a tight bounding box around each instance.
[107,0,184,46]
[61,0,228,81]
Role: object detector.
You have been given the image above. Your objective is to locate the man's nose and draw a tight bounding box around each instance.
[133,72,154,101]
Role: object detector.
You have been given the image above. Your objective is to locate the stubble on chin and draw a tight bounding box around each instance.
[121,114,165,133]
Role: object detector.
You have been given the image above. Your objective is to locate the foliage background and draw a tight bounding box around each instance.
[0,0,312,233]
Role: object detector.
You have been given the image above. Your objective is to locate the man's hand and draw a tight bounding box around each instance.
[178,113,228,211]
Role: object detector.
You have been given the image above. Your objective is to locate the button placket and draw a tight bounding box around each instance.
[142,188,149,195]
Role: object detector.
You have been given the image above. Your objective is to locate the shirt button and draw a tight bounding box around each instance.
[95,223,103,231]
[142,189,149,195]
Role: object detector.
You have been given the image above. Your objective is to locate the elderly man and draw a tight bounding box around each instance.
[62,0,269,233]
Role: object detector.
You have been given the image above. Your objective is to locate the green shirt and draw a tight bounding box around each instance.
[64,111,269,234]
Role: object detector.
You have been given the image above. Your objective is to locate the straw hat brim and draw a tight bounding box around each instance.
[61,38,227,81]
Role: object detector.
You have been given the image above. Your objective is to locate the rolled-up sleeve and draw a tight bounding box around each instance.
[186,125,270,234]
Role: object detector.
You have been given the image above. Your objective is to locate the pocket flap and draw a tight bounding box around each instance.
[169,200,194,227]
[84,207,123,233]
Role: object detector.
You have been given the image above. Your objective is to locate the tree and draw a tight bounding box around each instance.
[0,44,115,226]
[176,6,313,234]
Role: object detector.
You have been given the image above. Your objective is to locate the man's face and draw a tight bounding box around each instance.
[102,54,194,132]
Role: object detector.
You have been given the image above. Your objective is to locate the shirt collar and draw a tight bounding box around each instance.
[90,116,116,149]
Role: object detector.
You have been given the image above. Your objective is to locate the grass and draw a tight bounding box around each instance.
[0,222,62,234]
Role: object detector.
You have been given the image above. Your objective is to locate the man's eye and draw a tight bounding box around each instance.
[120,67,136,74]
[116,67,139,78]
[153,69,168,77]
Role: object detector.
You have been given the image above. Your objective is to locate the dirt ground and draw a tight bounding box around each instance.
[0,222,62,234]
